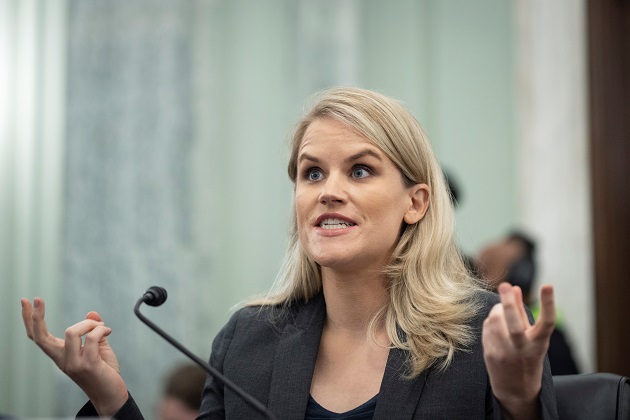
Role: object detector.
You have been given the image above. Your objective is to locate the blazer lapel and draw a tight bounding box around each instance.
[267,294,326,419]
[373,348,427,420]
[265,294,427,420]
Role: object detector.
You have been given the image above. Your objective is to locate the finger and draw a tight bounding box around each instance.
[498,283,528,345]
[86,311,103,322]
[21,299,34,339]
[82,325,112,361]
[64,319,106,361]
[29,298,70,362]
[31,298,52,343]
[482,303,508,348]
[511,285,531,326]
[531,285,556,340]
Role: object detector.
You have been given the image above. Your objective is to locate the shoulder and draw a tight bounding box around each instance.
[213,305,283,346]
[473,288,501,311]
[215,293,325,344]
[467,287,500,325]
[209,293,325,375]
[209,303,291,369]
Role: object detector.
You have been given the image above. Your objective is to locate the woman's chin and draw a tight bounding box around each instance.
[315,255,380,273]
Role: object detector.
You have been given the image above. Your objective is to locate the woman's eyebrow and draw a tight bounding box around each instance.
[298,148,382,165]
[298,153,319,164]
[345,149,382,163]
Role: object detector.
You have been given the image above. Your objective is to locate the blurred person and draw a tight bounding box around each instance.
[156,363,206,420]
[21,87,559,419]
[477,231,580,376]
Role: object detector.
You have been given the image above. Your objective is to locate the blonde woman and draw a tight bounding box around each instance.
[22,87,557,419]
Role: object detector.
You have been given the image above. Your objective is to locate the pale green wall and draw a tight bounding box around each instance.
[430,1,518,254]
[360,0,517,254]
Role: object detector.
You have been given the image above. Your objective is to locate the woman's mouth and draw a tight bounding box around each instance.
[319,218,357,230]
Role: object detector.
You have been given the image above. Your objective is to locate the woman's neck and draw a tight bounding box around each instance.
[320,268,390,336]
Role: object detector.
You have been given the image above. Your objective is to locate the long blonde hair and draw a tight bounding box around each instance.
[249,87,482,376]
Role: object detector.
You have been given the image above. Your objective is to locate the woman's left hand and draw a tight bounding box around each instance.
[482,283,556,420]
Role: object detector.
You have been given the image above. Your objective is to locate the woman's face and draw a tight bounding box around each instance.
[295,117,429,273]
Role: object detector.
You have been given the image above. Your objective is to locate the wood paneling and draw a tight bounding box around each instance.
[588,0,630,376]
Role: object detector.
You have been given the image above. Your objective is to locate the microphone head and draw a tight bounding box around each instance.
[143,286,168,307]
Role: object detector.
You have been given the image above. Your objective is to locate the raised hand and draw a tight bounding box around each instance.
[21,297,129,417]
[482,283,556,420]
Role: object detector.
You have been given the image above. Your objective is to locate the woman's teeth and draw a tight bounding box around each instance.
[319,218,356,230]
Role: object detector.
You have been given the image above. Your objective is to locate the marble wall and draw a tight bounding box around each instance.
[62,0,205,412]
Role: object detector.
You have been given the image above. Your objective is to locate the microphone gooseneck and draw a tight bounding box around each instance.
[134,287,277,420]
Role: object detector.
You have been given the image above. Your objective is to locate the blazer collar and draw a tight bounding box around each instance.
[266,293,426,420]
[373,348,427,419]
[267,293,326,418]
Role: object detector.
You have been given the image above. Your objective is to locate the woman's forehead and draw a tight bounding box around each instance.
[298,117,378,153]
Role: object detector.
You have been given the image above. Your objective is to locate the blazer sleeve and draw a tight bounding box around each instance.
[76,393,144,420]
[196,310,239,419]
[539,355,559,420]
[530,305,560,420]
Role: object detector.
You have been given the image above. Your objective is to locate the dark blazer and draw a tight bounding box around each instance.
[197,290,558,420]
[78,290,558,419]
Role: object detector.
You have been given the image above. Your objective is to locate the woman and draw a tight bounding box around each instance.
[22,87,557,419]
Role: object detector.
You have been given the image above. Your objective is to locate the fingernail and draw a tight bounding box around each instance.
[34,300,40,309]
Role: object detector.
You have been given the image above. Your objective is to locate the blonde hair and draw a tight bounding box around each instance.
[248,87,482,376]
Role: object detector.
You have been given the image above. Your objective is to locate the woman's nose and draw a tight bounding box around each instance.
[319,173,347,205]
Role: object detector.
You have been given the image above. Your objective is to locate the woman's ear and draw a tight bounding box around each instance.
[404,183,430,224]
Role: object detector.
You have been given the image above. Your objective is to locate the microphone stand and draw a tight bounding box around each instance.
[134,297,277,420]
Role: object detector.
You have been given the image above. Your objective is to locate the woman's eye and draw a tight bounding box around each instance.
[351,166,371,179]
[306,168,324,181]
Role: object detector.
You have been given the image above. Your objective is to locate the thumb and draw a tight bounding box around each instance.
[86,311,103,322]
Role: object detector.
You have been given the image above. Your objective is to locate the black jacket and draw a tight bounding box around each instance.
[80,290,558,419]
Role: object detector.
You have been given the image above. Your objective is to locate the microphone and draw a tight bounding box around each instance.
[142,286,168,306]
[134,286,277,420]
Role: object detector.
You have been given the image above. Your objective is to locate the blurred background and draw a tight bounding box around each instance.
[2,0,627,417]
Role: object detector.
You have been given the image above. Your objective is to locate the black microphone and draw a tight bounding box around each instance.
[142,286,168,306]
[134,286,277,420]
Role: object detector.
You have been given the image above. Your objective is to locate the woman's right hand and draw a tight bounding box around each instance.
[21,297,129,417]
